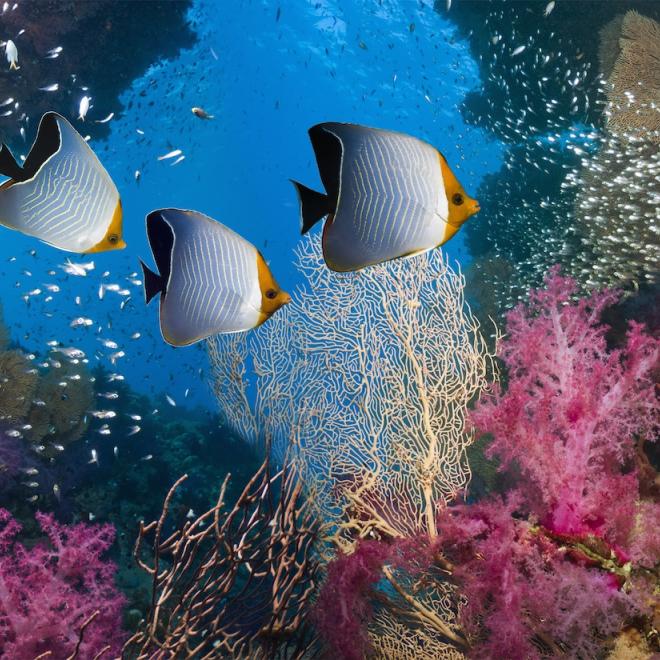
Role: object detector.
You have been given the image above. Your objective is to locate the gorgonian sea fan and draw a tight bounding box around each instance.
[0,508,126,659]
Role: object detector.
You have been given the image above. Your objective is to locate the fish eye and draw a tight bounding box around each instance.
[452,193,464,206]
[108,234,119,245]
[265,289,277,300]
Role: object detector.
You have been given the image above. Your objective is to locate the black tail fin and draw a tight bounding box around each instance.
[290,180,330,234]
[0,144,24,181]
[140,259,165,304]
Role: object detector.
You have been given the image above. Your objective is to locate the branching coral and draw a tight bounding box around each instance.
[209,236,496,657]
[122,455,319,659]
[0,508,126,658]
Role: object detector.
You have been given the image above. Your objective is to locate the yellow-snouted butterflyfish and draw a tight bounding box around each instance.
[291,122,480,272]
[0,112,124,253]
[140,208,290,347]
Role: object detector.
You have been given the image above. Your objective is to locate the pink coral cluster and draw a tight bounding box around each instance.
[0,508,126,659]
[438,268,659,657]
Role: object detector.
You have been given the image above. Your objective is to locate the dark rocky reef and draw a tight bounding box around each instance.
[0,0,196,149]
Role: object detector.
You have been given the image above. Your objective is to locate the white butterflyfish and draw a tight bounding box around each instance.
[140,208,291,347]
[291,122,480,272]
[0,112,124,252]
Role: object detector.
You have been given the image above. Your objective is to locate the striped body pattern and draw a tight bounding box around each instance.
[323,123,448,271]
[159,210,262,345]
[0,115,118,252]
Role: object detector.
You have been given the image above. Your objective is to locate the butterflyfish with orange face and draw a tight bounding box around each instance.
[0,112,124,253]
[291,122,480,272]
[140,209,291,347]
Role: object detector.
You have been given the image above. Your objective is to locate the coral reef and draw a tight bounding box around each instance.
[123,455,319,659]
[0,508,126,658]
[0,1,196,149]
[209,236,496,657]
[25,353,94,455]
[209,236,496,549]
[436,268,659,658]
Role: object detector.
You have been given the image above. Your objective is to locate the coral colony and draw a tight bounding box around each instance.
[0,3,658,660]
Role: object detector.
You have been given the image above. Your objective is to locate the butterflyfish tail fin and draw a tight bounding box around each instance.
[140,259,165,304]
[0,144,24,180]
[290,180,330,234]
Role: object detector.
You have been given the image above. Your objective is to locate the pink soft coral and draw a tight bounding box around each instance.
[438,268,659,658]
[471,267,659,545]
[0,508,126,659]
[438,494,637,659]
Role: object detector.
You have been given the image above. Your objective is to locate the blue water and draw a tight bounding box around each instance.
[0,0,502,413]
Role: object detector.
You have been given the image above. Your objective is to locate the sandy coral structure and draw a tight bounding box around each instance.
[24,353,94,455]
[562,11,660,292]
[600,11,660,141]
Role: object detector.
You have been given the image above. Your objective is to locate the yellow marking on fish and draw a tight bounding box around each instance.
[84,199,125,253]
[256,250,290,323]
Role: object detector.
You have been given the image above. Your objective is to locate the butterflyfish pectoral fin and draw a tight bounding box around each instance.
[290,180,330,234]
[140,260,165,304]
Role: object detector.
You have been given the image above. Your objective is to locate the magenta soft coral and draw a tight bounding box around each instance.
[471,267,659,544]
[437,268,659,657]
[0,508,126,659]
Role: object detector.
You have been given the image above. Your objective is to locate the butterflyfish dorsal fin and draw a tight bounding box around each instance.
[21,112,62,181]
[144,210,175,301]
[309,123,342,203]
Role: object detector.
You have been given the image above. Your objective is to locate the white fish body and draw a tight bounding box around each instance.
[95,112,114,124]
[5,40,18,69]
[141,209,289,346]
[544,1,555,16]
[157,149,182,161]
[78,96,91,121]
[40,84,59,92]
[294,123,478,272]
[0,113,123,253]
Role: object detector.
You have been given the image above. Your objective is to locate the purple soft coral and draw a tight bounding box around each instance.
[0,508,126,659]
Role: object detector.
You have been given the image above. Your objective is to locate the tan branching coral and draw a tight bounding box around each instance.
[25,354,94,453]
[600,11,660,141]
[209,237,496,552]
[123,455,319,659]
[0,350,38,421]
